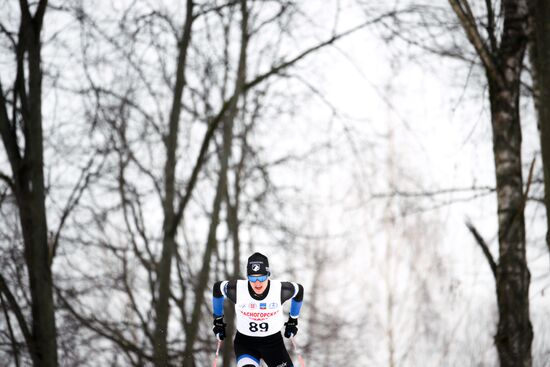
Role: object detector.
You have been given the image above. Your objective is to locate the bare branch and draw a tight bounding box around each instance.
[0,292,21,367]
[0,170,15,192]
[448,0,504,87]
[15,23,30,126]
[18,0,32,23]
[118,166,155,273]
[0,86,23,178]
[371,185,496,199]
[34,0,49,27]
[249,2,292,36]
[0,23,17,48]
[194,0,240,19]
[121,254,154,344]
[245,16,396,90]
[56,288,153,363]
[484,0,497,52]
[523,156,537,204]
[49,153,104,266]
[170,16,394,236]
[465,220,497,279]
[0,273,34,359]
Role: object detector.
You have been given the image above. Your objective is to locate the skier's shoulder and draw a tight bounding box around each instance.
[213,279,238,299]
[281,280,301,293]
[280,281,303,302]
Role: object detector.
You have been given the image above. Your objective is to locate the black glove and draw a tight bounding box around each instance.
[284,317,298,338]
[212,317,226,340]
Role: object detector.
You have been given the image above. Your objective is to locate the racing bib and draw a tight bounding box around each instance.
[235,280,284,337]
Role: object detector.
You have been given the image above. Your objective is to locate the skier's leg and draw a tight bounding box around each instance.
[260,334,293,367]
[236,355,260,367]
[234,333,261,367]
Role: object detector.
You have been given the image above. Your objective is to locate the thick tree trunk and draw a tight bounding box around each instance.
[16,182,57,367]
[489,79,533,367]
[488,2,532,365]
[449,0,533,366]
[529,0,550,266]
[0,2,58,366]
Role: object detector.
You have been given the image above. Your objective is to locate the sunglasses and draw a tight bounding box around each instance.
[247,275,268,282]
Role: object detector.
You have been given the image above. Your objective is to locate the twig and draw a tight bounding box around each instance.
[465,219,497,279]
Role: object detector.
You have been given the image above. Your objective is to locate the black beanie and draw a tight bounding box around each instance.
[247,252,270,276]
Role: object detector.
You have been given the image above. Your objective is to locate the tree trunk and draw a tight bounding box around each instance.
[487,2,533,364]
[182,70,239,367]
[449,0,533,365]
[222,179,243,367]
[0,2,58,366]
[221,61,250,367]
[182,164,226,367]
[183,4,248,365]
[152,1,194,366]
[489,78,533,367]
[529,0,550,266]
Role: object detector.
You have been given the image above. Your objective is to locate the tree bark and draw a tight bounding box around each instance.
[449,0,533,366]
[488,3,533,365]
[529,0,550,267]
[488,78,533,367]
[0,1,58,366]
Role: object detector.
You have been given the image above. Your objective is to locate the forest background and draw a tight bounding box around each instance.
[1,0,550,366]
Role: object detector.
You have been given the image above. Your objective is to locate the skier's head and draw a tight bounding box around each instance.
[247,252,270,294]
[247,252,270,276]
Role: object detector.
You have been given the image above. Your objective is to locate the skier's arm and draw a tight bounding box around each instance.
[212,280,237,340]
[281,282,304,318]
[212,280,237,317]
[212,281,226,318]
[282,282,303,338]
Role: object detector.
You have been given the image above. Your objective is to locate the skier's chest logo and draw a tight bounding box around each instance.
[239,309,280,321]
[239,301,281,321]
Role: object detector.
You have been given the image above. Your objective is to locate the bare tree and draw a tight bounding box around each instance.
[448,0,534,366]
[0,1,58,366]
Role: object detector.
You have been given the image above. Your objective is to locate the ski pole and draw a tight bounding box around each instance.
[290,336,305,367]
[212,340,221,367]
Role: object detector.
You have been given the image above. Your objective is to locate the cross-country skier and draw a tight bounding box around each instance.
[212,252,304,367]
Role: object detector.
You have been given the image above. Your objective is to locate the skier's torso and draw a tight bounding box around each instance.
[217,279,301,337]
[235,279,284,337]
